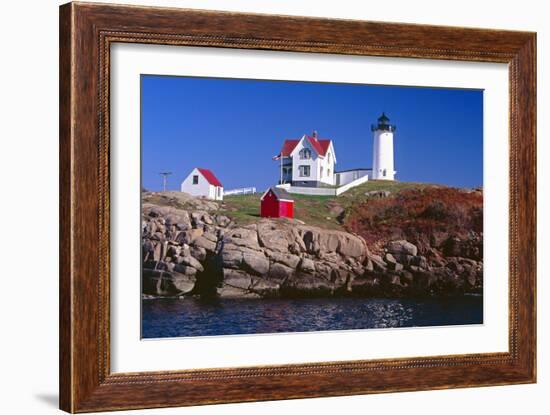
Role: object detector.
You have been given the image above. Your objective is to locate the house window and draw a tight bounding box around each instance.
[328,153,331,164]
[299,165,310,177]
[327,169,331,177]
[217,187,222,197]
[192,175,199,184]
[383,169,387,177]
[320,166,324,177]
[299,148,311,160]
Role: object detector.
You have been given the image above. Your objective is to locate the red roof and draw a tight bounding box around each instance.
[317,138,331,155]
[280,140,300,157]
[279,135,331,157]
[197,168,223,187]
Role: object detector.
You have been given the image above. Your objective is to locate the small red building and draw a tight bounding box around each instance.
[260,187,294,219]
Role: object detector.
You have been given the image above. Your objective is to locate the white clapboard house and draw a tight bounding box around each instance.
[180,168,224,200]
[276,131,337,187]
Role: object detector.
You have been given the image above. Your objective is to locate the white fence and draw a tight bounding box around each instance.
[335,174,370,195]
[224,187,257,196]
[276,174,369,197]
[335,169,371,186]
[278,185,337,196]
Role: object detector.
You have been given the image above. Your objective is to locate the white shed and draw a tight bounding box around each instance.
[180,168,224,200]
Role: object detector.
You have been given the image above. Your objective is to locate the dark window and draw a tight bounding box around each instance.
[299,165,310,177]
[299,148,311,160]
[192,175,199,184]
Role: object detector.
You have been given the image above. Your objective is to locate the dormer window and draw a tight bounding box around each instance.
[299,148,311,160]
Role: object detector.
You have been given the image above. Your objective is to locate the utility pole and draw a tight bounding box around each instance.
[159,171,172,192]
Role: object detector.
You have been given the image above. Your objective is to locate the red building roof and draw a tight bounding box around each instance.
[261,187,294,202]
[279,135,331,157]
[197,168,223,187]
[315,138,331,156]
[280,140,300,157]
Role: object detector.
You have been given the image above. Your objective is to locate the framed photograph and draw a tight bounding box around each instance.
[59,2,536,412]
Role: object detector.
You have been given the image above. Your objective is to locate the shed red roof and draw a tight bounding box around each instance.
[261,187,294,202]
[197,168,223,187]
[279,135,331,157]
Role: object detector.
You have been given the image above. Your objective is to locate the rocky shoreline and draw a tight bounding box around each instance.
[142,194,483,300]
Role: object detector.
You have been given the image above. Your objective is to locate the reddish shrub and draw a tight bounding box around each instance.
[345,187,483,248]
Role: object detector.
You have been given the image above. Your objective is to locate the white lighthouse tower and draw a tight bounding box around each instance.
[371,113,396,180]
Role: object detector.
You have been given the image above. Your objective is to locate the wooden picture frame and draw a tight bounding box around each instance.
[59,2,536,412]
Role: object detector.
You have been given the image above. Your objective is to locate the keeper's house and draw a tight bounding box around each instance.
[260,187,294,219]
[275,131,336,187]
[180,168,224,201]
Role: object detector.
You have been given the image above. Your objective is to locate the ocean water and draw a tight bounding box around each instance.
[141,296,483,338]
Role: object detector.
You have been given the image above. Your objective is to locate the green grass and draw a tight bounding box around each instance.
[221,192,343,229]
[337,181,439,209]
[220,180,438,229]
[219,194,262,224]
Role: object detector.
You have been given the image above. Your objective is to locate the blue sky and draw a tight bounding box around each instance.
[141,75,483,191]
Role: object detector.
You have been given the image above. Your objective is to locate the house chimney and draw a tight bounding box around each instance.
[312,130,318,138]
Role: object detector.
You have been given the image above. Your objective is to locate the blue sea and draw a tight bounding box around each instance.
[141,296,483,339]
